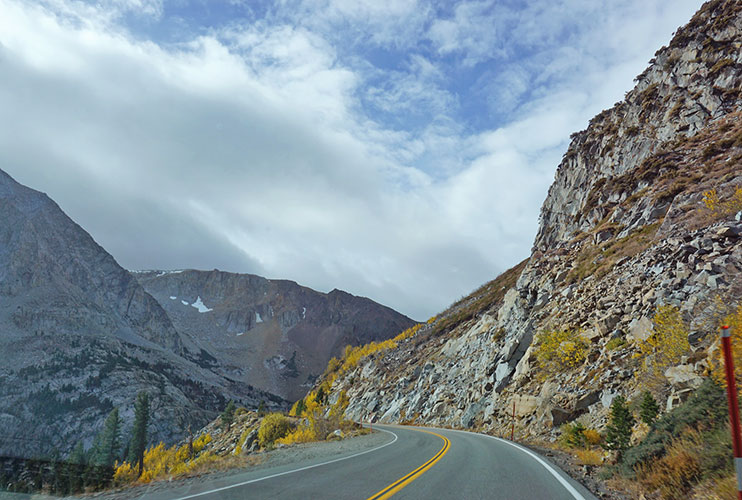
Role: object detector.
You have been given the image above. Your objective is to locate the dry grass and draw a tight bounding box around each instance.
[638,445,701,500]
[634,426,734,500]
[583,429,602,446]
[566,221,661,284]
[691,474,738,500]
[432,258,529,336]
[575,449,603,466]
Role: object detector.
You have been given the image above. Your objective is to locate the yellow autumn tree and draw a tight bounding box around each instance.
[534,328,589,372]
[257,414,292,448]
[636,305,691,390]
[113,434,213,485]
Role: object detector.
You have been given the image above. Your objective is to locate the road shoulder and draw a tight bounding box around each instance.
[80,431,392,500]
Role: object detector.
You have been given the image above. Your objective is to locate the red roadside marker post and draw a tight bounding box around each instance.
[510,399,516,441]
[720,324,742,500]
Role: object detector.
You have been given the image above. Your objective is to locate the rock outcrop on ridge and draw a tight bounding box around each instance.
[135,270,416,401]
[320,0,742,439]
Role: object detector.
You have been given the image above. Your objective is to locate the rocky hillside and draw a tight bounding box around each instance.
[319,0,742,439]
[0,168,285,459]
[135,270,416,401]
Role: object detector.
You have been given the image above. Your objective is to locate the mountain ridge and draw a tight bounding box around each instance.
[134,268,416,401]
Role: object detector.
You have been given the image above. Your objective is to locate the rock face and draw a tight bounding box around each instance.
[0,169,181,352]
[322,0,742,439]
[135,270,416,401]
[0,168,285,458]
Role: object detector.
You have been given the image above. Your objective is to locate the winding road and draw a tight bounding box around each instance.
[141,425,598,500]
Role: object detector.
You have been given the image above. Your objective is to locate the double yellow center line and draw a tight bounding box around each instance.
[366,429,451,500]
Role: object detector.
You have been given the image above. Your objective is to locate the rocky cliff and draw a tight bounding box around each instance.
[135,270,416,401]
[0,168,284,458]
[320,0,742,439]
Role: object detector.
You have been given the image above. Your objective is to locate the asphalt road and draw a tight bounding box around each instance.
[139,425,598,500]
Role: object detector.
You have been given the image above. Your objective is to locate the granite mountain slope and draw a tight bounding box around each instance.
[0,168,284,459]
[0,167,414,459]
[135,270,416,401]
[320,0,742,439]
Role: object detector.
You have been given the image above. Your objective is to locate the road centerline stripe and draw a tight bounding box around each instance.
[366,428,450,500]
[173,428,399,500]
[440,427,587,500]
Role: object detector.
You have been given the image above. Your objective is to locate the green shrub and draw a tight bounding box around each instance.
[560,422,587,448]
[258,414,292,448]
[606,337,627,351]
[620,378,728,477]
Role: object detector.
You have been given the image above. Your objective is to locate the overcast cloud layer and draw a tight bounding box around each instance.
[0,0,702,319]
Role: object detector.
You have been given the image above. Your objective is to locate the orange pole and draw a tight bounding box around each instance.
[721,325,742,500]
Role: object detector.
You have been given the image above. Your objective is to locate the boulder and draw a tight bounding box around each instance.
[627,316,653,342]
[580,328,602,343]
[431,401,446,416]
[601,390,619,408]
[512,395,541,417]
[666,388,694,412]
[716,226,741,238]
[549,407,576,427]
[664,365,703,389]
[575,391,600,411]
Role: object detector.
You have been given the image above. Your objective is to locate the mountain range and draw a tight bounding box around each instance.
[0,168,413,457]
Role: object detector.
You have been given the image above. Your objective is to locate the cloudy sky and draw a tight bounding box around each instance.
[0,0,703,320]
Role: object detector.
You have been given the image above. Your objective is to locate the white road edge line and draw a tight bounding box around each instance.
[173,428,398,500]
[486,435,587,500]
[438,427,587,500]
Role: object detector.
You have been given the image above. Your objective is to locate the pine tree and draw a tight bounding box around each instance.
[90,408,121,466]
[294,399,306,417]
[257,400,266,416]
[128,392,149,477]
[639,391,660,426]
[316,387,326,405]
[604,395,635,459]
[68,441,86,465]
[221,400,236,429]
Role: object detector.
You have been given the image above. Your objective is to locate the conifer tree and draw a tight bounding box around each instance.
[316,387,326,405]
[128,392,149,477]
[90,408,121,466]
[221,400,236,429]
[639,391,660,426]
[68,441,86,465]
[294,399,306,417]
[604,395,635,459]
[257,400,266,416]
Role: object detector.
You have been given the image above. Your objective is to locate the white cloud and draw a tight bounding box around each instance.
[269,0,430,50]
[428,1,505,66]
[0,0,705,319]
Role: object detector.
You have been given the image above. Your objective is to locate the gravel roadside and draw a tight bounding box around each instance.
[81,430,391,499]
[524,444,631,500]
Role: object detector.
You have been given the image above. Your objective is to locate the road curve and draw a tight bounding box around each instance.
[138,424,597,500]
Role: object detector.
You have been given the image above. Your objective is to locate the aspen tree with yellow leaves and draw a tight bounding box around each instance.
[635,305,691,390]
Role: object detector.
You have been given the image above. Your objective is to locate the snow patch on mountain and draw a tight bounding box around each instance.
[191,296,213,313]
